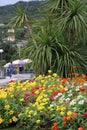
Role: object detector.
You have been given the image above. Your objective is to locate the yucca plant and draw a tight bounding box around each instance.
[10,0,87,77]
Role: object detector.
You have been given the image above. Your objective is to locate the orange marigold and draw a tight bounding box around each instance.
[66,116,71,121]
[51,123,59,130]
[62,116,67,121]
[72,66,77,69]
[72,112,78,119]
[82,74,86,79]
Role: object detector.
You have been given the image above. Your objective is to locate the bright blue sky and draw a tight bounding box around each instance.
[0,0,39,6]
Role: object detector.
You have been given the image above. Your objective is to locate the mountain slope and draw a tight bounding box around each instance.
[0,1,45,24]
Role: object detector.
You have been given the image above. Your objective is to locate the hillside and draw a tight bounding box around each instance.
[0,1,45,24]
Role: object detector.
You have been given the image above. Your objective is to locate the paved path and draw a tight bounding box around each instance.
[0,73,34,86]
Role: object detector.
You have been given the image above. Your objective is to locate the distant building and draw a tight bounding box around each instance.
[21,40,28,45]
[7,35,15,41]
[8,29,14,33]
[0,23,5,27]
[2,35,15,42]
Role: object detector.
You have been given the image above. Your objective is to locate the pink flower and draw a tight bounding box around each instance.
[49,96,54,101]
[85,100,87,103]
[53,91,60,96]
[25,93,31,98]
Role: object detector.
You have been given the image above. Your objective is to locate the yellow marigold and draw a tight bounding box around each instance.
[0,117,3,124]
[41,80,44,83]
[18,113,23,118]
[28,115,31,118]
[37,106,45,111]
[33,112,37,116]
[60,111,65,115]
[0,91,7,98]
[5,104,10,109]
[9,110,14,115]
[12,116,18,122]
[10,94,14,97]
[42,98,49,102]
[51,114,55,117]
[29,110,33,114]
[53,73,58,77]
[48,70,52,73]
[36,119,41,124]
[49,108,54,111]
[9,119,12,123]
[67,111,72,116]
[22,87,27,91]
[20,98,24,102]
[47,75,51,78]
[56,106,61,111]
[35,90,39,94]
[61,107,66,111]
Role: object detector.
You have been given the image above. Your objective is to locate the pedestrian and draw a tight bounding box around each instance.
[19,59,25,73]
[8,61,14,78]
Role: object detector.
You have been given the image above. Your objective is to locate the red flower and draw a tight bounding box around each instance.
[80,88,86,92]
[10,80,14,82]
[84,112,87,117]
[78,127,83,130]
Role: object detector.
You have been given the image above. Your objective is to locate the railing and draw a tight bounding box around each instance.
[0,67,6,79]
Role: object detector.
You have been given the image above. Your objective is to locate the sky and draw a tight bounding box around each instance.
[0,0,38,7]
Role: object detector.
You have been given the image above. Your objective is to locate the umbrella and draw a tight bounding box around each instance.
[4,59,32,68]
[23,59,32,64]
[13,60,20,65]
[19,59,25,66]
[4,63,10,68]
[4,60,20,68]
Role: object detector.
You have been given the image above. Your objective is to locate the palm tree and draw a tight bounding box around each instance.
[47,0,87,41]
[8,5,37,49]
[24,17,59,74]
[43,0,87,76]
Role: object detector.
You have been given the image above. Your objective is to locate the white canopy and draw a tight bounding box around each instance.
[23,59,32,63]
[4,63,10,68]
[4,59,32,68]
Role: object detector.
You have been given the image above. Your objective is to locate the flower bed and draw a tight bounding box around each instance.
[0,71,87,130]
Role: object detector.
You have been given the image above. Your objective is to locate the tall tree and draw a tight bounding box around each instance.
[8,5,38,49]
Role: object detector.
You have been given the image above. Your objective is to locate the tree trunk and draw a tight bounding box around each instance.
[24,15,38,49]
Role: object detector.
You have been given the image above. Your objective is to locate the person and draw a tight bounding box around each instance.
[19,59,25,73]
[8,61,14,78]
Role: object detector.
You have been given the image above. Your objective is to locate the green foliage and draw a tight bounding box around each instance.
[0,43,17,62]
